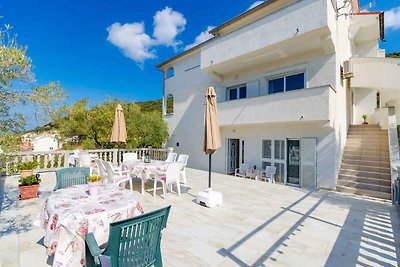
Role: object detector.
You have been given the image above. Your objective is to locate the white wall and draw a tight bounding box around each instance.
[201,0,329,68]
[215,123,337,189]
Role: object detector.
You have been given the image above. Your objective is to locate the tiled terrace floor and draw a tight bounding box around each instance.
[0,168,399,267]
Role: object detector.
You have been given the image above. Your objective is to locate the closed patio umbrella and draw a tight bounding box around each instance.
[204,86,221,188]
[110,104,127,164]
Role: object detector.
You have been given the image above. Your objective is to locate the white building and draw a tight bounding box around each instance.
[157,0,400,196]
[32,135,59,152]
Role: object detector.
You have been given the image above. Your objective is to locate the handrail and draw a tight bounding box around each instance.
[0,147,174,175]
[387,107,400,206]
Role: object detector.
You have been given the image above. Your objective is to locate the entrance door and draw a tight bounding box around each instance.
[287,139,300,186]
[227,139,239,174]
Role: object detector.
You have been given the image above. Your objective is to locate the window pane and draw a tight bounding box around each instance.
[262,140,272,159]
[229,88,237,100]
[286,73,304,91]
[239,86,247,99]
[268,78,284,94]
[274,162,285,183]
[262,161,271,169]
[274,140,285,160]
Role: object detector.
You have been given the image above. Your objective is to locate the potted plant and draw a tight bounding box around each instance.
[362,114,368,125]
[87,175,102,196]
[17,161,38,178]
[19,174,41,200]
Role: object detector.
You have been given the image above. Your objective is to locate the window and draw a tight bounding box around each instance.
[165,94,173,115]
[227,85,247,101]
[262,139,285,184]
[267,72,305,94]
[376,92,380,108]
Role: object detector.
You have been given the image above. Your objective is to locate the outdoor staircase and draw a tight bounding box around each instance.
[337,124,391,200]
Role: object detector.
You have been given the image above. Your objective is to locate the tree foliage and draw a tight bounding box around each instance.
[0,23,66,136]
[386,52,400,58]
[54,98,168,149]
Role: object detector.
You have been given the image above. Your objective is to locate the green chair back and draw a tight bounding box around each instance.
[54,167,90,190]
[86,205,171,267]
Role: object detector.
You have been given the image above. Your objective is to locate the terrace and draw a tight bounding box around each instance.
[1,167,399,266]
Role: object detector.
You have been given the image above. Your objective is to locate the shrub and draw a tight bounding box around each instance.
[19,174,41,186]
[17,161,38,171]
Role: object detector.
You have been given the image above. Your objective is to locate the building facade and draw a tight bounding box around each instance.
[157,0,399,190]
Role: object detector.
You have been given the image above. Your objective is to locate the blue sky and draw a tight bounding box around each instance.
[1,0,400,108]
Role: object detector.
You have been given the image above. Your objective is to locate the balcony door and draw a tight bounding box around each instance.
[287,139,300,186]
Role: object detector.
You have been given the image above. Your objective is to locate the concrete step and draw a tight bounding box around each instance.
[339,169,391,179]
[337,179,391,193]
[344,147,389,153]
[345,140,389,145]
[340,164,391,174]
[349,124,381,129]
[341,159,390,168]
[344,145,389,152]
[338,174,391,187]
[343,151,389,158]
[347,131,388,135]
[342,154,390,162]
[336,185,391,200]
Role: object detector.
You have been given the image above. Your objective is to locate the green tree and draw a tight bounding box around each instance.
[386,52,400,58]
[0,23,66,137]
[54,98,168,149]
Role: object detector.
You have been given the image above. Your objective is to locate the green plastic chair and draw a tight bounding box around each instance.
[54,167,90,190]
[85,205,171,267]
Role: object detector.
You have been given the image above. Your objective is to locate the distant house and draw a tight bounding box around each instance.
[32,135,59,152]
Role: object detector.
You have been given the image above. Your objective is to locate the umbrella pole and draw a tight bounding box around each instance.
[208,154,212,189]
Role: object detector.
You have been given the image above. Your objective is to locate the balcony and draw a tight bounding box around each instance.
[350,57,400,92]
[218,85,335,127]
[201,0,334,77]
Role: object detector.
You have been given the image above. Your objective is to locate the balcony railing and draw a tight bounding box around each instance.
[0,147,173,175]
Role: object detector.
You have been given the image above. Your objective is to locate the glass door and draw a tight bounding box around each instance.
[227,139,239,174]
[287,139,300,186]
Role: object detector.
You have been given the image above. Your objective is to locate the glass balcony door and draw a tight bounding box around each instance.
[287,139,300,186]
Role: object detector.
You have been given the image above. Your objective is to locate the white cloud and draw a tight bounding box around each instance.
[247,1,265,11]
[153,7,186,49]
[184,26,215,50]
[385,6,400,30]
[107,22,156,67]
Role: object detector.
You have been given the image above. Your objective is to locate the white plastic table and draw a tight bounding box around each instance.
[122,160,168,195]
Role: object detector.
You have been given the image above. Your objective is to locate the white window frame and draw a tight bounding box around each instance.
[226,84,247,101]
[266,70,306,95]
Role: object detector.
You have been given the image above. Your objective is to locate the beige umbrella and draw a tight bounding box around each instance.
[110,104,127,164]
[203,86,221,188]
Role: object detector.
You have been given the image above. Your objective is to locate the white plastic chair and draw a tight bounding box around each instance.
[262,166,277,183]
[78,152,93,175]
[235,163,249,178]
[165,152,178,163]
[176,154,189,185]
[123,152,138,162]
[94,159,108,182]
[153,162,183,199]
[103,161,133,191]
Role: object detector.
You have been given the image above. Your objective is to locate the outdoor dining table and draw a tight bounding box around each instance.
[122,160,168,195]
[39,184,144,267]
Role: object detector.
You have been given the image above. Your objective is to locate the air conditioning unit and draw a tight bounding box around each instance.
[342,60,354,79]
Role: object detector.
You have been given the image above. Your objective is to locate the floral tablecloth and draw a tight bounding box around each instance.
[39,184,144,267]
[122,160,168,195]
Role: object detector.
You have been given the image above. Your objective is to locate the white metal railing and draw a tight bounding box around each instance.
[0,147,173,175]
[387,107,400,205]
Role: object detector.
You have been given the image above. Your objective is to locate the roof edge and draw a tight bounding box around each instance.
[156,36,217,70]
[209,0,281,35]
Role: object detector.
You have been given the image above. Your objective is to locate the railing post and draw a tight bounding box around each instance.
[112,149,118,164]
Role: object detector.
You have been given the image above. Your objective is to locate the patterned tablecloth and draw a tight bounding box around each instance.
[39,184,144,267]
[122,160,168,194]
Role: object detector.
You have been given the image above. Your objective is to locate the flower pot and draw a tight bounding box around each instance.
[20,170,33,178]
[88,182,101,196]
[19,184,39,200]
